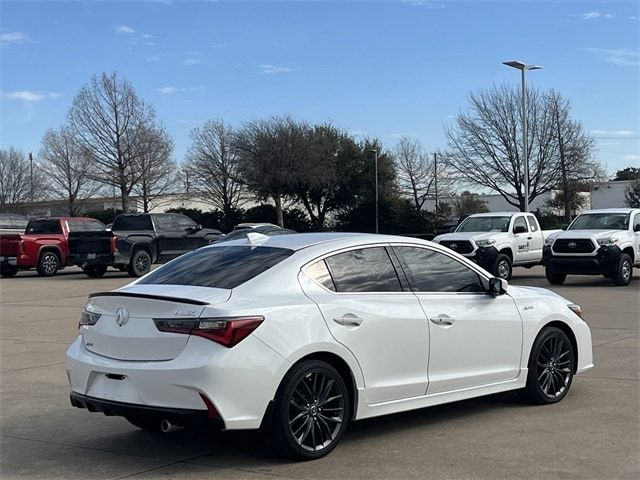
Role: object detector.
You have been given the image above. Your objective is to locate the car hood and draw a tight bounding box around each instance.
[435,231,507,242]
[552,229,623,240]
[507,285,569,303]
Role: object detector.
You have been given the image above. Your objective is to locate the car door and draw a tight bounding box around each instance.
[525,215,543,262]
[152,214,183,261]
[633,213,640,262]
[511,215,531,264]
[392,245,522,395]
[300,246,430,405]
[172,214,203,251]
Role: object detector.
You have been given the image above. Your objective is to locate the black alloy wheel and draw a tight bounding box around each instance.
[127,249,152,277]
[273,360,349,460]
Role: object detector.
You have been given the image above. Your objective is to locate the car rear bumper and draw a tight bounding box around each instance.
[70,391,219,427]
[66,333,287,430]
[1,256,17,266]
[543,246,621,274]
[67,253,113,266]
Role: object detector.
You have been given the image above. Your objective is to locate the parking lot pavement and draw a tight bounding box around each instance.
[1,266,638,479]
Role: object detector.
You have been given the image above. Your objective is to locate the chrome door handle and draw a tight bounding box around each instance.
[333,315,364,327]
[430,315,455,326]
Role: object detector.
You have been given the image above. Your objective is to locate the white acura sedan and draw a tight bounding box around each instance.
[67,233,593,459]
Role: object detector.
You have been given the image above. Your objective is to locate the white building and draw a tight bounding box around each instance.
[590,180,634,209]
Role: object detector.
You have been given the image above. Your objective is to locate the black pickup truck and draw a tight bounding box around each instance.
[69,213,223,277]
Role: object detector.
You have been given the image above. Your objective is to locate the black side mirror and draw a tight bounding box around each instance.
[561,224,569,230]
[634,224,640,232]
[489,277,507,296]
[513,225,527,234]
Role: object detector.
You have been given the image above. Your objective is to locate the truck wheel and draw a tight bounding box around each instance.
[0,264,18,278]
[545,267,566,285]
[36,251,60,277]
[612,253,633,286]
[127,249,151,277]
[493,254,512,280]
[83,264,108,278]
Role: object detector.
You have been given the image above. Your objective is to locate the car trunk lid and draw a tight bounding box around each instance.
[82,287,231,361]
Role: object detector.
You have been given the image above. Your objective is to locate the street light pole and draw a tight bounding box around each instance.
[371,149,379,234]
[503,60,542,213]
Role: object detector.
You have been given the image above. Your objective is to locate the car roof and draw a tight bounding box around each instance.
[467,212,521,217]
[581,208,638,214]
[30,217,97,221]
[207,232,420,251]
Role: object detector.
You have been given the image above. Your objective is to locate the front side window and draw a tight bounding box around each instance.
[153,214,175,232]
[569,213,629,231]
[67,221,86,232]
[456,216,511,233]
[26,220,61,234]
[173,214,196,229]
[139,246,294,289]
[394,246,485,293]
[513,216,528,233]
[84,220,106,232]
[632,213,640,232]
[324,247,402,293]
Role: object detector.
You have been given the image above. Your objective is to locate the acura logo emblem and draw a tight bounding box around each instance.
[568,241,577,249]
[115,306,129,327]
[450,243,458,249]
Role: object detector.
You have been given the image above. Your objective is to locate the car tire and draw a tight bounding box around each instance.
[36,251,60,277]
[493,254,512,280]
[545,267,566,285]
[0,264,19,277]
[127,249,152,277]
[125,415,162,432]
[521,326,575,405]
[612,253,633,287]
[272,360,350,460]
[83,264,108,278]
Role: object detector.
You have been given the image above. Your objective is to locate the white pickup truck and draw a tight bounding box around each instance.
[543,208,640,286]
[433,212,557,280]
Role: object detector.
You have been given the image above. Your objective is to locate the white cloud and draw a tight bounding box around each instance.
[591,129,636,137]
[577,12,615,20]
[114,25,135,34]
[583,48,640,66]
[141,33,154,39]
[259,64,294,74]
[401,0,445,8]
[3,90,62,101]
[0,31,32,46]
[182,58,206,66]
[157,85,204,94]
[623,155,640,161]
[211,42,228,49]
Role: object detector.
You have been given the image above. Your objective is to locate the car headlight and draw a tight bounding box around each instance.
[476,239,496,247]
[597,238,618,246]
[567,304,583,320]
[545,237,555,246]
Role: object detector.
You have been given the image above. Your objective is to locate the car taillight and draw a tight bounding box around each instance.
[110,236,118,253]
[153,316,264,348]
[79,309,101,329]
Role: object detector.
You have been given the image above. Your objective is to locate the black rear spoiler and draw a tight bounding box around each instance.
[88,291,209,305]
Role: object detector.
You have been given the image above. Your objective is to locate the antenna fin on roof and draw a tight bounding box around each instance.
[246,232,270,246]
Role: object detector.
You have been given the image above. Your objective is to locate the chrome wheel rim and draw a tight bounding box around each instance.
[288,370,345,452]
[622,261,631,282]
[498,260,510,279]
[536,335,572,398]
[42,254,58,274]
[135,253,150,274]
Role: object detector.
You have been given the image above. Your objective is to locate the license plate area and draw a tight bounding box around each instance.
[87,253,96,259]
[87,372,141,404]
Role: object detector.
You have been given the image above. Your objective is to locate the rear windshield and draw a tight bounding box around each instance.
[138,246,294,289]
[112,215,153,231]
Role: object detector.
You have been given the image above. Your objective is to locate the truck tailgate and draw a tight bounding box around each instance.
[0,234,22,257]
[68,231,113,255]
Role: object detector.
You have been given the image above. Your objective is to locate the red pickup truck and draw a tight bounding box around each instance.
[0,217,114,278]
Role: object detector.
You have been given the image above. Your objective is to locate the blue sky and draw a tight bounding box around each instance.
[1,0,639,175]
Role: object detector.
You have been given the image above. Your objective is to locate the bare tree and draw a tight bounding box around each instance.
[234,117,309,227]
[184,119,246,216]
[68,72,156,211]
[131,125,176,212]
[444,85,599,211]
[394,137,434,211]
[548,91,602,222]
[39,127,103,215]
[0,148,42,212]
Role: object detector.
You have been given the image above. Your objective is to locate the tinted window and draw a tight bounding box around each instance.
[84,220,105,232]
[173,214,196,229]
[67,221,86,232]
[12,217,28,230]
[325,247,402,293]
[153,214,175,232]
[527,216,539,232]
[569,213,629,230]
[513,216,528,233]
[26,220,61,234]
[394,246,485,293]
[0,215,13,229]
[305,260,336,291]
[112,215,153,231]
[139,246,294,289]
[634,213,640,231]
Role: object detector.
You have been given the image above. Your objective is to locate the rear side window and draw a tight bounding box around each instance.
[324,247,402,293]
[138,246,294,289]
[112,215,153,231]
[26,220,61,234]
[305,260,336,291]
[527,216,539,232]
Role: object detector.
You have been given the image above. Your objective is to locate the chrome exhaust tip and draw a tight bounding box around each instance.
[160,419,184,433]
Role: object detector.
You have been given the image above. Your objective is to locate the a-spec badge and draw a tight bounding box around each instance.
[174,308,198,317]
[115,306,129,327]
